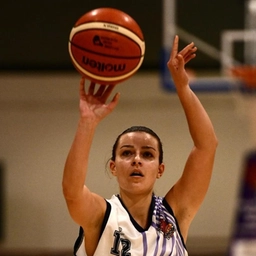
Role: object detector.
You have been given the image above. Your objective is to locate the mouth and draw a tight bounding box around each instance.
[130,171,144,177]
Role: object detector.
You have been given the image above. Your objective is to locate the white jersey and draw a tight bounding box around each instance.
[74,194,188,256]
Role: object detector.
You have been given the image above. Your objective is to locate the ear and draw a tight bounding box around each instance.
[157,163,165,179]
[109,160,117,176]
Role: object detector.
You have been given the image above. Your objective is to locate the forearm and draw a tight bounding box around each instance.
[177,85,218,150]
[62,118,97,200]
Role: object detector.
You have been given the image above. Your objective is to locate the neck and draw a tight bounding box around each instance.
[118,192,154,229]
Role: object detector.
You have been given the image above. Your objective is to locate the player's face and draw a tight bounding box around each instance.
[110,132,165,195]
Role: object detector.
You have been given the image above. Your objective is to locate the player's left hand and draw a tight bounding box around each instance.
[167,35,197,89]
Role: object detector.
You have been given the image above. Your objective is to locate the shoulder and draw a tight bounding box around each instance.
[107,194,120,204]
[153,195,187,245]
[74,197,113,255]
[163,193,190,242]
[153,195,177,223]
[107,194,128,210]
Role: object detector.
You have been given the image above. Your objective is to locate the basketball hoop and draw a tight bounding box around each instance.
[230,65,256,147]
[230,65,256,92]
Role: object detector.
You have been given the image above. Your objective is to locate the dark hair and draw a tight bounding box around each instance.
[111,126,163,163]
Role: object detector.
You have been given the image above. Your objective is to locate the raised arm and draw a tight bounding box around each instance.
[62,78,120,228]
[165,36,218,241]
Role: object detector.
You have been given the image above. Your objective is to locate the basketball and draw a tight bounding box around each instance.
[68,8,145,85]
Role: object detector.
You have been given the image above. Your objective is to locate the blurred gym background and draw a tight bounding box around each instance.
[1,1,255,255]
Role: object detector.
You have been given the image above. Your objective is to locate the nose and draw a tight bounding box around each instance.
[132,154,141,166]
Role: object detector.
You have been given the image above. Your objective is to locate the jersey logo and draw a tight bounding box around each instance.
[158,216,176,239]
[110,227,131,256]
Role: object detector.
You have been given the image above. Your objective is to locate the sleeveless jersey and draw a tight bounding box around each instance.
[74,194,188,256]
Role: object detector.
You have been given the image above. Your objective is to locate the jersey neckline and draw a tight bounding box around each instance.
[116,194,155,232]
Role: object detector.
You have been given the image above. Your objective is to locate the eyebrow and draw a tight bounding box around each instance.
[120,145,156,151]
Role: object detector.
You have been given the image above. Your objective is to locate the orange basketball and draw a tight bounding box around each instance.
[68,8,145,84]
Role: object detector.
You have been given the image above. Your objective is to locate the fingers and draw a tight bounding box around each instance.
[94,84,106,97]
[170,35,179,60]
[179,42,195,56]
[179,42,197,64]
[92,84,117,100]
[89,81,96,95]
[169,35,197,67]
[80,77,95,96]
[79,77,86,98]
[108,92,120,111]
[176,53,185,70]
[184,52,196,64]
[80,77,118,103]
[103,84,116,97]
[82,79,109,97]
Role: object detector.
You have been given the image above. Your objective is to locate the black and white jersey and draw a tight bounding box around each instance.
[74,194,188,256]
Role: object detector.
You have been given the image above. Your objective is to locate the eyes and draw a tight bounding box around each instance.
[120,149,155,159]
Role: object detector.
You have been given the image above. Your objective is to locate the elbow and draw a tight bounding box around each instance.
[196,133,218,153]
[62,181,71,199]
[62,179,84,202]
[62,180,76,201]
[208,134,218,154]
[213,133,219,149]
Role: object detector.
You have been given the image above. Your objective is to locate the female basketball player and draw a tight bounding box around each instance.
[62,35,218,256]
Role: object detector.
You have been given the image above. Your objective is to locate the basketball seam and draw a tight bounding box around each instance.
[74,20,144,40]
[69,22,145,55]
[69,39,144,82]
[69,41,144,59]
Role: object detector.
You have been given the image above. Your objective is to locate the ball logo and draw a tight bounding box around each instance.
[93,35,103,47]
[82,56,126,73]
[103,23,119,31]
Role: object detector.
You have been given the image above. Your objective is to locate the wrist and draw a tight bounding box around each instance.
[78,116,99,130]
[176,83,190,94]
